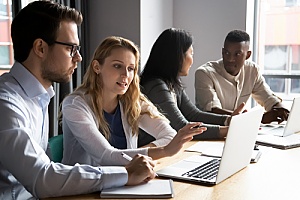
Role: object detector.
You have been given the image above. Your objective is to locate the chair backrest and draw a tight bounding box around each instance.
[48,134,63,162]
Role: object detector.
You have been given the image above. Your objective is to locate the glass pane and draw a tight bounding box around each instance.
[0,0,12,74]
[291,79,300,93]
[264,45,287,70]
[0,46,9,65]
[285,0,296,7]
[291,45,300,71]
[265,78,285,93]
[0,3,8,15]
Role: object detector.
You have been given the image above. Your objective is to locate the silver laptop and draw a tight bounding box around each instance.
[256,97,300,149]
[156,107,264,185]
[258,97,300,137]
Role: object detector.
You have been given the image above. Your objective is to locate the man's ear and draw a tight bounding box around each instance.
[33,39,47,58]
[246,50,252,60]
[92,60,101,74]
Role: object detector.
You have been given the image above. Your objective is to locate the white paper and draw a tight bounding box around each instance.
[185,141,224,157]
[100,179,174,198]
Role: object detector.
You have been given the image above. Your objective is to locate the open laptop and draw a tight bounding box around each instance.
[156,107,264,185]
[258,97,300,137]
[256,97,300,149]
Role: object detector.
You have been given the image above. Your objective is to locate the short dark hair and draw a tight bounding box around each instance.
[224,30,250,44]
[140,28,193,89]
[11,0,83,62]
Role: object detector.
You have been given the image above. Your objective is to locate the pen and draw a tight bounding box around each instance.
[121,152,159,177]
[121,152,133,161]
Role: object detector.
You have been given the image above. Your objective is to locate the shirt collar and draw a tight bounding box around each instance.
[220,59,242,82]
[10,62,55,99]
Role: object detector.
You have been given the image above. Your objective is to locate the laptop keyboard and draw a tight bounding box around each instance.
[182,159,220,180]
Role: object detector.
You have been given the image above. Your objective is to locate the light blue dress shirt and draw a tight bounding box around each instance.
[0,62,127,199]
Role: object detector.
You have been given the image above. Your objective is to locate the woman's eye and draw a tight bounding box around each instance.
[113,64,121,68]
[128,67,135,71]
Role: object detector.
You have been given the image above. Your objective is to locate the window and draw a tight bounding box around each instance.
[254,0,300,108]
[0,0,13,75]
[285,0,300,7]
[0,0,37,75]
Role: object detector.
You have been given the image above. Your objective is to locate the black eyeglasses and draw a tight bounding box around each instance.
[54,41,81,57]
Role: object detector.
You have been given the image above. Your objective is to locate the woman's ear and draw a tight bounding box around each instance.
[92,60,101,74]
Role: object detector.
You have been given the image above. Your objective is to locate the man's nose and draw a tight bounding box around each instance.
[72,51,82,62]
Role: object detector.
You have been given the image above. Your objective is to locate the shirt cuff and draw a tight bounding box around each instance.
[100,166,128,190]
[224,116,230,126]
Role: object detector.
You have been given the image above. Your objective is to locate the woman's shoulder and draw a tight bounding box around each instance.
[141,78,167,91]
[142,78,165,85]
[62,89,88,106]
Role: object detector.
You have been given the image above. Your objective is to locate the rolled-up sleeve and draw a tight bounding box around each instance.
[138,106,176,147]
[251,67,281,111]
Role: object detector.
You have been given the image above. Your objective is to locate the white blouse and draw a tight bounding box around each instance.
[61,90,176,167]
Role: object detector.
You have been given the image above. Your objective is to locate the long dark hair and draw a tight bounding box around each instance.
[140,28,193,90]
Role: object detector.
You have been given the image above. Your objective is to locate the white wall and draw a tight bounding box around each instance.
[87,0,173,71]
[173,0,248,103]
[140,0,173,69]
[87,0,250,103]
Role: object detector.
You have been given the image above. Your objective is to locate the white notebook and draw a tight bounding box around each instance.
[100,179,174,199]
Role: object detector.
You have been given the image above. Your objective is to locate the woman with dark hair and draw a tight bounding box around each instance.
[140,28,244,144]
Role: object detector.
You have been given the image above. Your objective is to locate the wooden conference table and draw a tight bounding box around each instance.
[44,141,300,200]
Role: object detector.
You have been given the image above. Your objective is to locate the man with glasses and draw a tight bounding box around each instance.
[0,1,156,199]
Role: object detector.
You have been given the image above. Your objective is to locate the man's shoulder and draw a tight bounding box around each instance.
[0,75,20,99]
[196,59,223,75]
[197,59,222,70]
[0,79,27,114]
[244,60,260,70]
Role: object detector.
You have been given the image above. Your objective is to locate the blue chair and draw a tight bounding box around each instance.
[48,134,63,162]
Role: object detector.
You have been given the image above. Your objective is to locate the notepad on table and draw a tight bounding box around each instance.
[100,179,174,199]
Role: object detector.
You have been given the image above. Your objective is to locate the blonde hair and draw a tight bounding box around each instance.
[75,36,166,139]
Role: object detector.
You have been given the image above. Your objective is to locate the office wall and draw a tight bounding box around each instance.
[87,0,140,63]
[87,0,173,71]
[140,0,173,69]
[87,0,249,103]
[173,0,248,103]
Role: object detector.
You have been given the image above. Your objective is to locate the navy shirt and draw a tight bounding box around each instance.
[104,104,127,149]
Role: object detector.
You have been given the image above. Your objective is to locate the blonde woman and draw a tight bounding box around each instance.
[61,36,206,167]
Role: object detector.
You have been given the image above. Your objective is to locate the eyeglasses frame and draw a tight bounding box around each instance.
[54,41,81,57]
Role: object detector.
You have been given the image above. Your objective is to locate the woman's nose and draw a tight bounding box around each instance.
[121,68,129,77]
